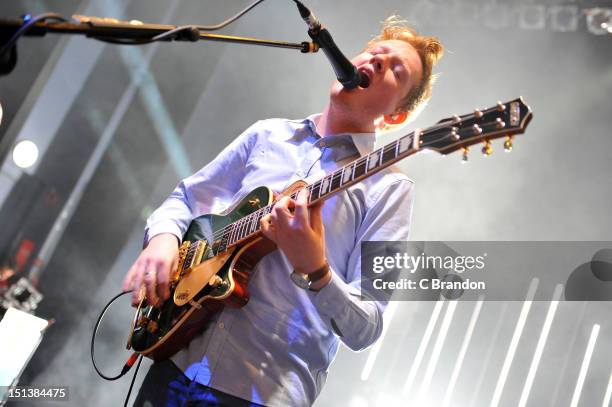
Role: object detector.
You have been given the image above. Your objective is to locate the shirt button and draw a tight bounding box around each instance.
[218,322,225,329]
[320,141,326,147]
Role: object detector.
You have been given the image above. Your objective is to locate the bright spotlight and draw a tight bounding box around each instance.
[12,140,39,169]
[585,8,612,35]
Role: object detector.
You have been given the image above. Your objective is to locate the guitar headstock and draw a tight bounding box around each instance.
[419,97,533,161]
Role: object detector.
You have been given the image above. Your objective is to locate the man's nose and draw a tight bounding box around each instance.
[370,54,388,74]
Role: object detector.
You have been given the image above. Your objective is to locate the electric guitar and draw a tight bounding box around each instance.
[127,97,533,360]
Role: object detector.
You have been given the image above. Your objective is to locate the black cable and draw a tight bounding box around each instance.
[123,354,143,407]
[90,0,268,45]
[0,13,69,57]
[2,0,266,52]
[92,290,145,405]
[195,0,266,31]
[91,290,137,381]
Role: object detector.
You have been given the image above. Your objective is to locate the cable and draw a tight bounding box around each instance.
[91,290,139,381]
[2,0,266,52]
[195,0,266,31]
[89,0,267,45]
[123,354,143,407]
[0,13,69,57]
[91,290,145,405]
[90,0,267,45]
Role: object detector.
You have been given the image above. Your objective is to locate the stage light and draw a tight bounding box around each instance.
[569,324,600,407]
[349,395,369,407]
[12,140,39,169]
[585,8,612,35]
[375,393,402,407]
[518,5,546,30]
[550,5,579,32]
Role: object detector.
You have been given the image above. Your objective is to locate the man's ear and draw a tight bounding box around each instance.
[375,110,409,133]
[383,111,408,125]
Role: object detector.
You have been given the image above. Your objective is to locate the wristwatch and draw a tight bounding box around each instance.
[290,262,330,291]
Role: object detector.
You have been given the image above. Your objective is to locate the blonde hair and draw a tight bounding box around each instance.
[368,16,444,116]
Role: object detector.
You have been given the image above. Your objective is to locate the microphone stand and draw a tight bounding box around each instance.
[0,14,319,75]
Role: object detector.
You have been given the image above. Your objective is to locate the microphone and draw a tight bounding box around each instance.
[293,1,368,90]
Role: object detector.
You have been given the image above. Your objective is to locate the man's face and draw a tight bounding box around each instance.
[330,39,423,120]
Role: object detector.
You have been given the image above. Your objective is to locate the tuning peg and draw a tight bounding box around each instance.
[461,147,469,163]
[452,114,462,124]
[474,108,483,118]
[451,126,460,141]
[497,101,506,112]
[504,135,513,152]
[472,124,482,135]
[481,140,493,157]
[495,118,506,129]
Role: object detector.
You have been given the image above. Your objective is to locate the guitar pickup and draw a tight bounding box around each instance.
[193,240,207,266]
[184,240,207,271]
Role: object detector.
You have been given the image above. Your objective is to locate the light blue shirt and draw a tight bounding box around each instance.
[145,116,414,407]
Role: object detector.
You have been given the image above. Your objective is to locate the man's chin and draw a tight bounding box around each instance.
[329,84,364,105]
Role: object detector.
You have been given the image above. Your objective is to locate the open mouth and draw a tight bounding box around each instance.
[358,68,371,89]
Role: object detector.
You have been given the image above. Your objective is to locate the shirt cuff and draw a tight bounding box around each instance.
[308,267,360,320]
[144,221,184,247]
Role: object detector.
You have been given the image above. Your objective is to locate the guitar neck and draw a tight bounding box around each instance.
[300,131,420,206]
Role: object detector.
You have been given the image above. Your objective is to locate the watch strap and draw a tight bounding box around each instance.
[306,262,330,284]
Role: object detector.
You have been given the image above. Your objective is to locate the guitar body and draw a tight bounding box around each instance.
[127,185,280,361]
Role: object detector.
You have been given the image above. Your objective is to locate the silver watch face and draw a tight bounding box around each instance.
[290,271,311,289]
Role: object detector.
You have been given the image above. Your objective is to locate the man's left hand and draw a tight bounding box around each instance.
[260,188,331,290]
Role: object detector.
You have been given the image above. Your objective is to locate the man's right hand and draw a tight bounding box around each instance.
[122,233,180,306]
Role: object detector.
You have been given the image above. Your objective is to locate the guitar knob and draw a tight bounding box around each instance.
[461,147,469,164]
[209,275,223,287]
[147,320,159,333]
[482,140,493,157]
[504,136,513,152]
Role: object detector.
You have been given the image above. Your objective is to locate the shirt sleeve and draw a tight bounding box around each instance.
[307,177,414,351]
[143,122,259,245]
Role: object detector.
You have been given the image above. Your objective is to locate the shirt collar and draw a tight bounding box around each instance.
[287,114,376,157]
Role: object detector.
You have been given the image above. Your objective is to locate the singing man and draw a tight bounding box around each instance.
[124,16,443,407]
